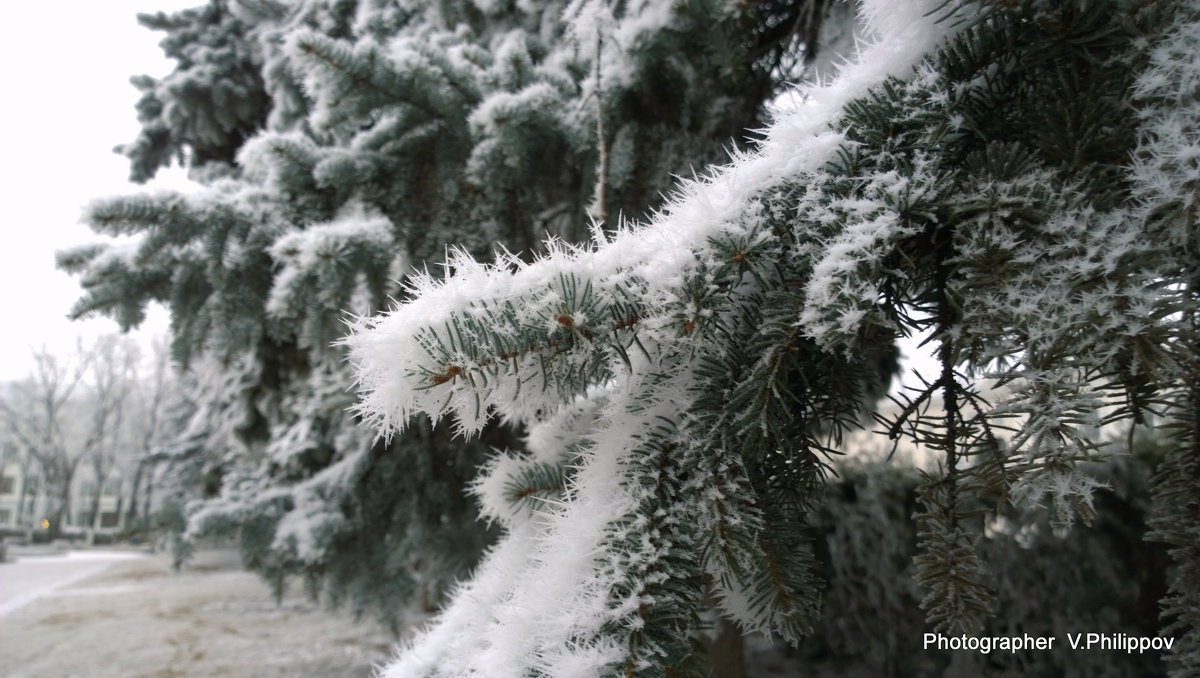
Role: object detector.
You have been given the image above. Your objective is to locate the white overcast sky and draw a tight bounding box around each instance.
[0,1,203,381]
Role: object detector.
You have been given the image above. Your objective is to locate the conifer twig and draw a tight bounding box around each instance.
[593,30,608,226]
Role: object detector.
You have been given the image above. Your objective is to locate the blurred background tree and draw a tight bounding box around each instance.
[59,0,851,634]
[0,337,177,545]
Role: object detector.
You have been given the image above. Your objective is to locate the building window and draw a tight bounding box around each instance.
[0,476,13,495]
[0,509,10,525]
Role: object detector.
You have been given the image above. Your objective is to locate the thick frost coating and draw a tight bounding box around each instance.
[345,2,953,675]
[347,0,947,439]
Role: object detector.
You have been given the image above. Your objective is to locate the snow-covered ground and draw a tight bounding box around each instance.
[0,547,393,677]
[0,548,145,618]
[0,547,845,676]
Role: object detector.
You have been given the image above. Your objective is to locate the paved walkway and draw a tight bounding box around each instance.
[0,549,146,617]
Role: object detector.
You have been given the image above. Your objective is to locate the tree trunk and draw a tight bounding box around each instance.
[45,506,65,542]
[114,494,125,530]
[125,460,145,527]
[143,474,154,529]
[706,618,745,678]
[14,464,29,527]
[24,487,37,530]
[89,485,103,533]
[43,464,75,542]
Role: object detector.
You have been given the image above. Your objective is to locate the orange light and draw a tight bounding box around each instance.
[41,519,49,529]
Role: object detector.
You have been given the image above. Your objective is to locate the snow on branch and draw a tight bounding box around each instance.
[343,1,957,674]
[345,0,952,440]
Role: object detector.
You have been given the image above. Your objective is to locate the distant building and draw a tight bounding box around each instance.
[0,446,133,538]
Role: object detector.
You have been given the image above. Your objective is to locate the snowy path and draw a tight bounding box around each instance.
[0,549,394,677]
[0,550,146,618]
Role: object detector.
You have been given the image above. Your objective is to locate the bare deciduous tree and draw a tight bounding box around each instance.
[0,336,140,540]
[120,336,178,533]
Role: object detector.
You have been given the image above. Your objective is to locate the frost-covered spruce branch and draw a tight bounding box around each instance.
[346,0,1200,674]
[345,2,958,674]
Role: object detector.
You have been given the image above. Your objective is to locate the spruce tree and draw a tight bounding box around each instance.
[344,0,1200,675]
[60,0,840,633]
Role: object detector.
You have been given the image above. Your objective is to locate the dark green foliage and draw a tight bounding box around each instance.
[786,446,1171,677]
[796,0,1180,638]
